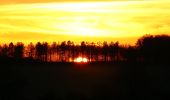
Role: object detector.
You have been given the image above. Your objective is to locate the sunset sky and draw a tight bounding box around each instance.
[0,0,170,44]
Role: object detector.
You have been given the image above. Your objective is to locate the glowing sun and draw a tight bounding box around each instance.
[74,57,88,63]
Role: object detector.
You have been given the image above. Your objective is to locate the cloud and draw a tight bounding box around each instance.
[0,0,170,44]
[0,0,114,4]
[1,0,167,4]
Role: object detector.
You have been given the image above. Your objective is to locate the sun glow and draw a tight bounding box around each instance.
[74,57,88,63]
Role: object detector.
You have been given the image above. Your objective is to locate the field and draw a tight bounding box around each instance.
[0,62,168,100]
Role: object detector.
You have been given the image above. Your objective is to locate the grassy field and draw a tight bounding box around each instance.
[0,62,168,100]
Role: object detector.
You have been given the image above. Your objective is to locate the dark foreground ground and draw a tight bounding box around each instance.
[0,62,169,100]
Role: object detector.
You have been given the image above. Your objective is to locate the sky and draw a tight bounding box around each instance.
[0,0,170,44]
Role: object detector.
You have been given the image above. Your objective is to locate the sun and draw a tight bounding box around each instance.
[74,57,88,63]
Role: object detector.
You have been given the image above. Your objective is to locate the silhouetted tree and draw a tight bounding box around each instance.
[90,42,98,62]
[35,42,48,62]
[66,41,73,62]
[136,34,170,63]
[136,35,154,62]
[80,41,86,58]
[0,34,169,63]
[14,42,24,59]
[60,41,67,62]
[8,42,15,57]
[27,42,35,59]
[0,44,8,57]
[50,42,59,62]
[102,41,109,61]
[70,42,76,62]
[35,42,43,61]
[109,41,119,62]
[42,42,48,62]
[122,46,138,62]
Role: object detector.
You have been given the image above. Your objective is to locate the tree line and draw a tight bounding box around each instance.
[0,34,170,63]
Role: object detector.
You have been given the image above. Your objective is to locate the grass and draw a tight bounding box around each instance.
[0,62,167,100]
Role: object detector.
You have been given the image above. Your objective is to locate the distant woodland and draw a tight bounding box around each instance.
[0,34,170,63]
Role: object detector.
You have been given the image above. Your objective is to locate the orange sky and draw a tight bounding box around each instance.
[0,0,170,45]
